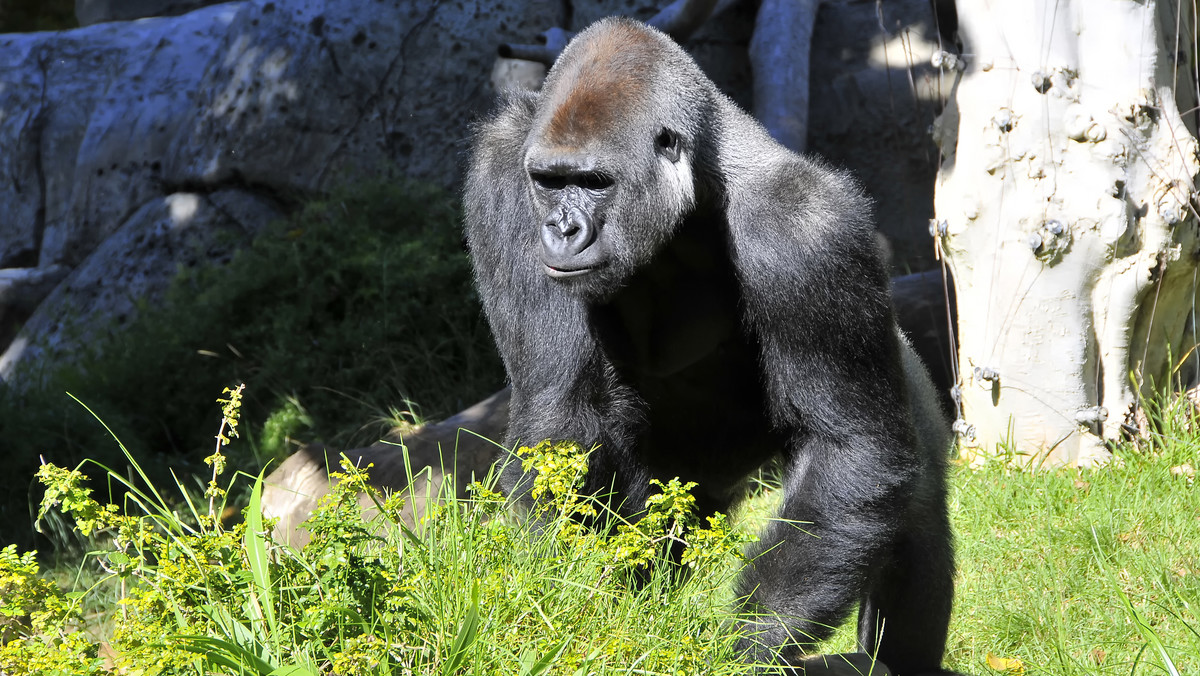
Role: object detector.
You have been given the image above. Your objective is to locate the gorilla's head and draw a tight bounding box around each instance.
[522,18,712,301]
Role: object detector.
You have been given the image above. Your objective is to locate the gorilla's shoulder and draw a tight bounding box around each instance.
[472,88,539,139]
[726,153,875,246]
[468,89,539,172]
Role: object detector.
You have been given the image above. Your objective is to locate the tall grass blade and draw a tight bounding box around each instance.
[66,393,174,517]
[441,586,481,676]
[1091,527,1181,676]
[572,648,603,676]
[519,639,569,676]
[174,635,277,674]
[245,470,279,645]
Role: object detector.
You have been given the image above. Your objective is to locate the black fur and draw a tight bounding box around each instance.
[464,18,954,675]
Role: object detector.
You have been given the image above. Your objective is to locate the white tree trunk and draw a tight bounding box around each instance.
[932,0,1200,466]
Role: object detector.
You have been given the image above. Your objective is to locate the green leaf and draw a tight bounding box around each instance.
[440,585,481,676]
[245,470,279,644]
[519,639,568,676]
[268,666,319,676]
[197,603,257,648]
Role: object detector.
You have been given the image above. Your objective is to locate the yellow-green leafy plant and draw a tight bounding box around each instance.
[2,399,753,675]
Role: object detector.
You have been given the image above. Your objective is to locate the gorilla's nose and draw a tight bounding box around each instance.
[542,206,595,258]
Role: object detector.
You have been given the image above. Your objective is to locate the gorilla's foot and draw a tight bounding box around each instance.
[796,652,894,676]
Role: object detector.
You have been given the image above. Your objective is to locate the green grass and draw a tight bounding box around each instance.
[2,436,754,675]
[942,399,1200,675]
[3,391,1199,675]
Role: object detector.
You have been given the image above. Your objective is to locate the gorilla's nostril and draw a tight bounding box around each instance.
[566,207,591,238]
[544,217,572,240]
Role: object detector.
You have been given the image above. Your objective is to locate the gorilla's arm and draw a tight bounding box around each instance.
[724,143,920,655]
[464,94,651,505]
[464,90,544,383]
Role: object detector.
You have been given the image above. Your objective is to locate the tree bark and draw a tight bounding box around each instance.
[933,0,1200,466]
[748,0,818,153]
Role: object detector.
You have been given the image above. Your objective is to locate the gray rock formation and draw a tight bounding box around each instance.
[0,0,562,384]
[0,191,281,384]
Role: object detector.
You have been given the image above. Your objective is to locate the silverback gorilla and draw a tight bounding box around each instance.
[464,18,955,675]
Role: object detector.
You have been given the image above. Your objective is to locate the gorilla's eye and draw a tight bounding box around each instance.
[580,172,614,190]
[531,172,613,192]
[531,173,568,191]
[655,128,681,163]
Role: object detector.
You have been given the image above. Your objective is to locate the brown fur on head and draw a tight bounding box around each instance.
[542,21,659,147]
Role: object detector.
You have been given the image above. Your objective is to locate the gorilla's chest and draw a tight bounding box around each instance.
[589,220,783,493]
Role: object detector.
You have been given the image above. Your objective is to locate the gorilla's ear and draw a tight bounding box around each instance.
[655,128,681,163]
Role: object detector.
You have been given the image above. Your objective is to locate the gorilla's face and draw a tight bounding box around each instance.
[525,124,694,301]
[517,18,702,302]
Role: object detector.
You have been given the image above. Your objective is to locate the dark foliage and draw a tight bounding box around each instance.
[0,181,503,553]
[0,0,76,33]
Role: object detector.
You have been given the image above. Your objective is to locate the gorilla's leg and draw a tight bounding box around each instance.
[857,494,955,675]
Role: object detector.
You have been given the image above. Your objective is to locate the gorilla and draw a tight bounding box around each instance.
[464,17,955,675]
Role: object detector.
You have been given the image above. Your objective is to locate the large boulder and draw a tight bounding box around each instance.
[0,0,562,384]
[262,388,509,548]
[0,191,281,383]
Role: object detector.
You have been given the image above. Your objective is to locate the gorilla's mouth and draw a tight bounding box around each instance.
[544,264,595,279]
[540,238,607,280]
